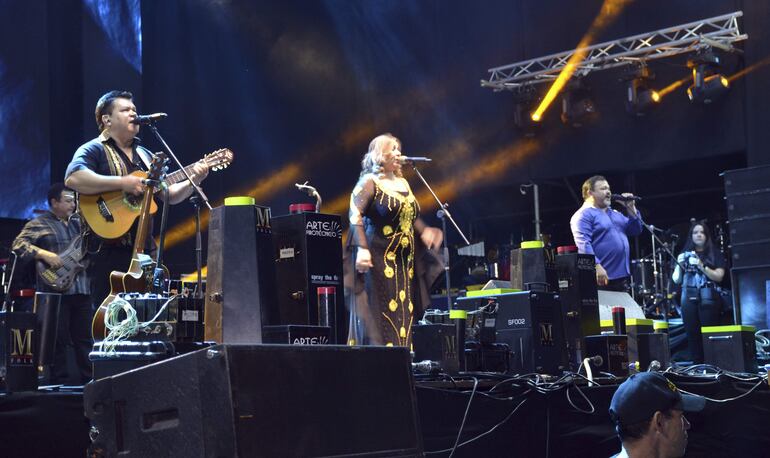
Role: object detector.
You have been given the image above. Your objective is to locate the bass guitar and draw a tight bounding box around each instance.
[36,234,87,292]
[80,148,233,240]
[92,153,169,339]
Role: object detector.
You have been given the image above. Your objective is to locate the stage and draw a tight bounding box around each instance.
[2,367,768,457]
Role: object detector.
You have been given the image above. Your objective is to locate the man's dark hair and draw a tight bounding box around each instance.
[581,175,607,200]
[615,408,674,443]
[95,90,133,131]
[47,182,71,207]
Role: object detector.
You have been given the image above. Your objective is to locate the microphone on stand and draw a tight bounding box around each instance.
[131,113,168,125]
[295,181,322,212]
[398,156,432,164]
[611,193,642,202]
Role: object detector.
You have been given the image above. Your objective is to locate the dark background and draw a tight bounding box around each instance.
[1,0,768,286]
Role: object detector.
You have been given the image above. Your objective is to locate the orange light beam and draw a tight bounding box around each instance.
[728,55,770,83]
[163,163,303,248]
[182,138,543,280]
[657,75,691,98]
[531,0,630,121]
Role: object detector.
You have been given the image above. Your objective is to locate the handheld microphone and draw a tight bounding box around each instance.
[131,113,168,125]
[611,193,642,202]
[398,156,432,164]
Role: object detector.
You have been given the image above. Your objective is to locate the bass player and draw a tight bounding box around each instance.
[12,183,91,383]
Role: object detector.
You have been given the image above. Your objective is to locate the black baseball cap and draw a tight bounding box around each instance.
[609,372,706,426]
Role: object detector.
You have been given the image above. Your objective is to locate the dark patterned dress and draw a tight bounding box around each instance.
[349,175,419,347]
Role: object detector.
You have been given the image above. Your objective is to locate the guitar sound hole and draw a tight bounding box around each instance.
[123,194,141,211]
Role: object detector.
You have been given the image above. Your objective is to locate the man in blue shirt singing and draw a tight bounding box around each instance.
[570,175,643,292]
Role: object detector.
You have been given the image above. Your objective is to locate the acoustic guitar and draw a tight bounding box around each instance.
[36,234,87,292]
[80,148,233,240]
[91,153,169,339]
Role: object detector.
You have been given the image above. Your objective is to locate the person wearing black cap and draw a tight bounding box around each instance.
[609,372,706,457]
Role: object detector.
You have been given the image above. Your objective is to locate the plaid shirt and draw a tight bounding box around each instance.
[12,211,90,295]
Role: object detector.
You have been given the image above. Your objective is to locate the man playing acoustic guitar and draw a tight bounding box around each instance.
[65,90,210,317]
[12,183,92,383]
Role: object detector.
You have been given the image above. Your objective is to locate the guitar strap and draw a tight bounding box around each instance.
[101,138,129,177]
[100,133,153,176]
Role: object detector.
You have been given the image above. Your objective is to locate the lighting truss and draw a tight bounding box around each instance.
[481,11,746,91]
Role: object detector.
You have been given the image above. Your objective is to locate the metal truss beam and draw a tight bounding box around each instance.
[481,11,746,91]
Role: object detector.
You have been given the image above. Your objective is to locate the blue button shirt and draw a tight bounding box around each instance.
[570,203,644,280]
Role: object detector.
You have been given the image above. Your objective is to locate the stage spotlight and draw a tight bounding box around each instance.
[687,72,729,104]
[625,67,660,116]
[560,83,595,127]
[513,88,541,136]
[686,49,730,104]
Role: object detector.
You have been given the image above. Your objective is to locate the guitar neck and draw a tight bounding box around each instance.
[163,163,197,188]
[132,187,155,258]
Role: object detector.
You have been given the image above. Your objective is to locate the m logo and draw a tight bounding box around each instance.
[10,328,34,365]
[255,206,272,231]
[539,323,554,346]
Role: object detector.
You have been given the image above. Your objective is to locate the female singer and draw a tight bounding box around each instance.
[346,133,443,347]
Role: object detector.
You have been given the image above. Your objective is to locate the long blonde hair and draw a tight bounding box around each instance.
[360,133,402,178]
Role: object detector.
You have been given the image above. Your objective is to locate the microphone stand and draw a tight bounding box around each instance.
[405,162,470,310]
[190,195,204,299]
[145,123,212,211]
[152,186,170,294]
[640,221,686,324]
[145,122,212,298]
[1,252,18,312]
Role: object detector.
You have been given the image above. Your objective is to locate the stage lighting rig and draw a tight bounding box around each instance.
[482,12,746,91]
[513,88,541,136]
[624,65,660,116]
[687,49,730,104]
[561,81,595,127]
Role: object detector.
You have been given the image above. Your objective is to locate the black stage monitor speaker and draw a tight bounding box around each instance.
[555,252,600,370]
[84,344,422,457]
[204,203,277,344]
[272,212,345,344]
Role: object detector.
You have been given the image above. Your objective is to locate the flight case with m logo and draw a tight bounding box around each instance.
[0,311,37,392]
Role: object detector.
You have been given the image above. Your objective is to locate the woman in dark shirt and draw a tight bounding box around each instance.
[672,220,727,364]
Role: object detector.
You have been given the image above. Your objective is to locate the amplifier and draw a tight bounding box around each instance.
[601,318,654,366]
[555,252,600,371]
[0,311,37,392]
[456,291,567,375]
[636,333,670,370]
[412,324,459,374]
[115,293,206,343]
[494,291,566,375]
[702,325,757,373]
[585,334,628,377]
[510,244,559,292]
[725,190,770,220]
[272,213,345,344]
[723,163,770,196]
[262,325,331,345]
[465,341,510,373]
